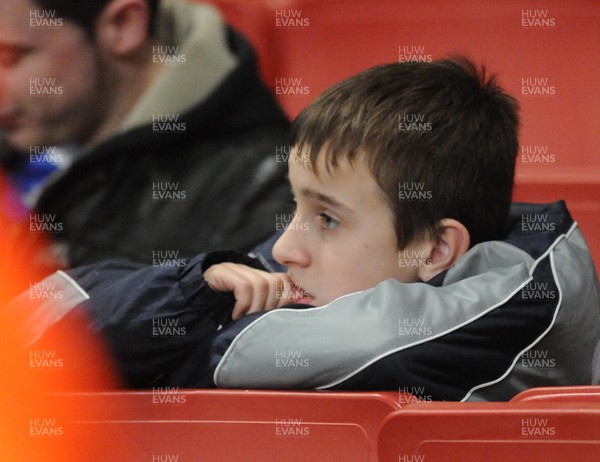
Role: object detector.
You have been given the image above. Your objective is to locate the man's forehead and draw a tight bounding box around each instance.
[0,0,38,21]
[0,0,70,46]
[0,0,38,40]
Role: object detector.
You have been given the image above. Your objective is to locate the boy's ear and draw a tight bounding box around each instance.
[94,0,150,57]
[417,219,470,281]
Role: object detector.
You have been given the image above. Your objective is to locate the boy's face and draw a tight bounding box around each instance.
[272,148,425,306]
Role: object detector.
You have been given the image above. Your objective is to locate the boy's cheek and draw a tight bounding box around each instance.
[396,251,431,282]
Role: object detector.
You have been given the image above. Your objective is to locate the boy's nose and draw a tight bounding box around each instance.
[272,215,310,268]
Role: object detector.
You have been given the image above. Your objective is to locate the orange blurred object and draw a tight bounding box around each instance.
[0,173,120,461]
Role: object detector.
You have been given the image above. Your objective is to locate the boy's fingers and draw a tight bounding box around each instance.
[230,274,254,320]
[241,267,289,312]
[231,302,246,320]
[247,273,270,313]
[205,263,294,319]
[264,278,282,311]
[205,263,242,293]
[231,267,270,318]
[214,264,260,319]
[274,274,295,307]
[262,273,282,310]
[234,272,289,318]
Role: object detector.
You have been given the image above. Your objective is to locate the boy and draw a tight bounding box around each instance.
[205,55,515,315]
[18,57,600,400]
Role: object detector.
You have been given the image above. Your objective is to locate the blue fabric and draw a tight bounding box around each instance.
[9,154,59,200]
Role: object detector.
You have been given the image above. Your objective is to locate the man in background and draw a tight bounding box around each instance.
[0,0,290,271]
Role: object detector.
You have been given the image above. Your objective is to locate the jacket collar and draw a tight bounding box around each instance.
[120,1,238,132]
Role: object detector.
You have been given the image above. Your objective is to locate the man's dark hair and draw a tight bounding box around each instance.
[291,56,520,248]
[34,0,160,37]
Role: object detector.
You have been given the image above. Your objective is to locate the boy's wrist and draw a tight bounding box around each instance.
[176,254,237,326]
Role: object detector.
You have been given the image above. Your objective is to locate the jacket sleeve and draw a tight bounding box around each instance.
[210,244,546,400]
[64,254,237,386]
[32,251,267,387]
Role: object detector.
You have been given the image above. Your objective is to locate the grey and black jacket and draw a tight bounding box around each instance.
[16,201,600,401]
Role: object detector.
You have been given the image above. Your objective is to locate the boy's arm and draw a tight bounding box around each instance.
[24,251,288,387]
[210,253,547,400]
[41,254,235,387]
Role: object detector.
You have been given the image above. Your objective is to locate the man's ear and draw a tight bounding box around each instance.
[94,0,151,57]
[418,218,470,281]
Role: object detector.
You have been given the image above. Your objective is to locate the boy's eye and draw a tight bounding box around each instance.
[319,212,339,229]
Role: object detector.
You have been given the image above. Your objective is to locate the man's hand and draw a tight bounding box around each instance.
[204,263,294,320]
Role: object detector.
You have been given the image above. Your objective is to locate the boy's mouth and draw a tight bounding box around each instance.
[289,280,314,305]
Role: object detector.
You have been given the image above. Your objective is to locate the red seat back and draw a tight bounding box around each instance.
[51,390,401,461]
[511,385,600,403]
[378,401,600,461]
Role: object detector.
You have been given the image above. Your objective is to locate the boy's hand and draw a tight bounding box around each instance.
[204,263,294,320]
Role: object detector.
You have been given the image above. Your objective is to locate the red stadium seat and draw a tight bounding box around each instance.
[204,0,277,85]
[511,385,600,403]
[378,400,600,462]
[51,390,403,461]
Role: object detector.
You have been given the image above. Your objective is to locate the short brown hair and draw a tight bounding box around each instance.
[34,0,160,37]
[291,57,520,248]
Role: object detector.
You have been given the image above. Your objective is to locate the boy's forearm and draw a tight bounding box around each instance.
[22,254,236,387]
[24,249,280,387]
